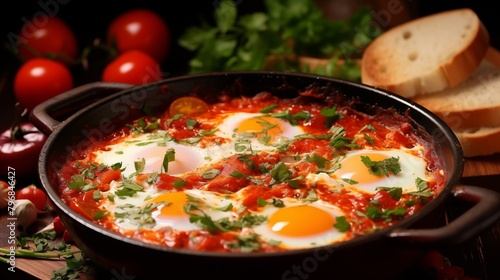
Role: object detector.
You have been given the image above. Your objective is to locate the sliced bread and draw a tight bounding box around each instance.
[412,47,500,130]
[454,126,500,157]
[361,8,489,98]
[413,47,500,157]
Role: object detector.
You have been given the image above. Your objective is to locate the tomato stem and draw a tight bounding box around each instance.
[80,38,117,71]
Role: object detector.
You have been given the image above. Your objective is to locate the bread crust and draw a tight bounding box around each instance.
[455,127,500,157]
[361,8,489,98]
[441,22,490,87]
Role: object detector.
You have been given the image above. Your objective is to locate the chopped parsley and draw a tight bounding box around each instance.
[161,148,176,173]
[376,187,403,201]
[334,216,350,232]
[361,156,401,177]
[320,106,342,127]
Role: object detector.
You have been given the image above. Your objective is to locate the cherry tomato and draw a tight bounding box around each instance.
[14,58,73,112]
[62,230,72,243]
[102,50,162,85]
[52,216,66,235]
[169,96,209,117]
[107,9,170,62]
[16,184,47,211]
[16,16,78,65]
[0,122,47,181]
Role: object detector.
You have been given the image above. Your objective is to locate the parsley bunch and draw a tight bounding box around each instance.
[178,0,381,81]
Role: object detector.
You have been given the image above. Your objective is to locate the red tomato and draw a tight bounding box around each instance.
[16,184,48,211]
[52,216,66,235]
[14,58,73,112]
[62,230,72,243]
[0,122,47,181]
[107,9,170,62]
[16,17,78,65]
[102,50,162,85]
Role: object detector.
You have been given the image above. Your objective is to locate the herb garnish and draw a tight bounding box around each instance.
[363,206,407,222]
[361,156,401,177]
[329,126,358,149]
[334,216,350,232]
[409,177,433,197]
[225,233,262,252]
[375,186,403,201]
[321,106,343,127]
[184,197,266,234]
[161,148,176,173]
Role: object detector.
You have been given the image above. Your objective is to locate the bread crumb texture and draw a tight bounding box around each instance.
[413,61,499,111]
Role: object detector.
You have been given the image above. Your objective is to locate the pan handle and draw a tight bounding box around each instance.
[389,185,500,245]
[30,82,132,135]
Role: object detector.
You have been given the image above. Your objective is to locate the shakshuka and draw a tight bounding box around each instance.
[56,90,445,252]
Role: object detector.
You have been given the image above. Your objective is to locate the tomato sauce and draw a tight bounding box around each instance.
[56,91,445,253]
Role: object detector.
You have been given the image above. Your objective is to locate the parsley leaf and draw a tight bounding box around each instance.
[334,216,350,232]
[361,156,401,177]
[376,186,403,201]
[321,106,342,127]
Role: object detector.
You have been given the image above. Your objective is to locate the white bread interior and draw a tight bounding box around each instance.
[361,8,489,98]
[412,47,500,130]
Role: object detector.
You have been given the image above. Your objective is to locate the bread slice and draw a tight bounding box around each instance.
[361,8,489,98]
[454,126,500,157]
[412,47,500,157]
[412,47,500,130]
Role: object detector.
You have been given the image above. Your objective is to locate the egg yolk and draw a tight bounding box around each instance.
[337,153,389,184]
[267,205,335,237]
[151,191,188,218]
[237,116,284,139]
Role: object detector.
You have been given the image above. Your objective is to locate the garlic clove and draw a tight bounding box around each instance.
[14,199,39,231]
[35,221,55,235]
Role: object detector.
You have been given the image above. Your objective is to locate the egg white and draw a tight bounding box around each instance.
[93,130,231,177]
[102,180,158,230]
[104,184,239,231]
[332,147,429,194]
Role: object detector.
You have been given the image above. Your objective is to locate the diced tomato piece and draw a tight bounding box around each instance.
[99,169,121,185]
[97,169,122,191]
[157,173,182,190]
[68,191,101,220]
